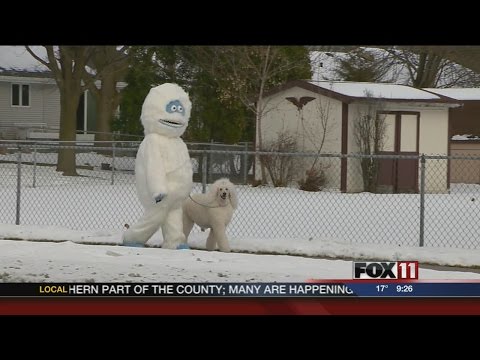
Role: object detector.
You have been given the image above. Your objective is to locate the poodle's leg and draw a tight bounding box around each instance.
[162,204,187,249]
[206,230,216,251]
[123,205,166,246]
[211,225,231,253]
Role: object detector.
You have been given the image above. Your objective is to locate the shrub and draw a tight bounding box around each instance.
[298,167,326,192]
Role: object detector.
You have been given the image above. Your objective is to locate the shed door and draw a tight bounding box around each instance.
[377,113,419,193]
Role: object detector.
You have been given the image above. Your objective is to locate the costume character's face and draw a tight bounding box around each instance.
[141,83,192,138]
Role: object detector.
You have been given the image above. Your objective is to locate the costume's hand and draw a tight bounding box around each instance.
[154,193,166,203]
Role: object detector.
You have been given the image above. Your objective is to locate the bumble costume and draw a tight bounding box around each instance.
[123,83,193,249]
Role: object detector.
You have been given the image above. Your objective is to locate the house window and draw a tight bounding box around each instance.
[11,84,30,107]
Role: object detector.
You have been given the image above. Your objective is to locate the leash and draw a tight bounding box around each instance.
[188,194,228,208]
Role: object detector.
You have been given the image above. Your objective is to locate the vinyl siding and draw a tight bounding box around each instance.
[0,81,60,139]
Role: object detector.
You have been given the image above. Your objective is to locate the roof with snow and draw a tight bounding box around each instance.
[423,88,480,101]
[451,134,480,141]
[264,79,461,105]
[0,46,55,84]
[0,46,48,72]
[0,46,128,89]
[310,81,444,100]
[0,69,52,77]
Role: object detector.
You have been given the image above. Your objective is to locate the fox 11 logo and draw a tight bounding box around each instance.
[353,261,419,280]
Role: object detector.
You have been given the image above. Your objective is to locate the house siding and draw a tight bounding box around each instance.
[41,84,61,130]
[261,86,343,189]
[0,81,60,139]
[419,109,449,193]
[450,141,480,184]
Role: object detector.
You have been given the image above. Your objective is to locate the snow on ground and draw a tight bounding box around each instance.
[1,223,480,283]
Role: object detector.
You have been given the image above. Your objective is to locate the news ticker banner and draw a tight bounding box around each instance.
[0,261,475,298]
[0,281,480,297]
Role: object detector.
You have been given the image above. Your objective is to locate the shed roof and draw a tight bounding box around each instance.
[423,88,480,101]
[312,81,441,100]
[0,70,56,84]
[264,80,460,106]
[0,69,127,89]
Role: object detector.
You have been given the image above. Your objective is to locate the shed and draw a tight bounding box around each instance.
[257,80,460,193]
[424,88,480,184]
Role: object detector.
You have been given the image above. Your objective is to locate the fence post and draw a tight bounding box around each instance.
[16,146,22,225]
[208,140,213,183]
[419,154,426,247]
[202,150,207,193]
[243,142,248,185]
[111,140,116,185]
[32,142,37,188]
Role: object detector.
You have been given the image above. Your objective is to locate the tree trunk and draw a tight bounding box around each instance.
[57,89,81,176]
[413,53,442,88]
[255,102,268,184]
[361,158,379,193]
[94,76,118,144]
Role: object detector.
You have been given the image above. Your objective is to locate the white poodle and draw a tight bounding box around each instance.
[183,178,238,252]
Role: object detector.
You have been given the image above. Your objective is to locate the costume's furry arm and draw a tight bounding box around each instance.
[144,135,168,201]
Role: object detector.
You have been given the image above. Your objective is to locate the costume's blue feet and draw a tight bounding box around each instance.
[176,243,190,250]
[123,241,145,248]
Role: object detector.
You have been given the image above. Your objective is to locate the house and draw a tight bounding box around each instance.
[257,80,461,193]
[424,88,480,184]
[0,46,129,142]
[0,69,98,141]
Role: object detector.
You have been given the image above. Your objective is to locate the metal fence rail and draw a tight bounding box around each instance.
[1,140,480,250]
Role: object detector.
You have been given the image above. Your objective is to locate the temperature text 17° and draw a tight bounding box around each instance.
[376,285,389,292]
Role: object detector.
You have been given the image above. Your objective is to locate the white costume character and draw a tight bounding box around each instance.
[123,83,193,249]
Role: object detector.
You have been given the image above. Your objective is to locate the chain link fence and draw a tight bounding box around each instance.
[1,140,480,250]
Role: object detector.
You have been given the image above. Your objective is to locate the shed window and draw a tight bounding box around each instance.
[11,84,30,106]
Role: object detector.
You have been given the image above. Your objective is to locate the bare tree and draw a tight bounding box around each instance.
[85,46,130,144]
[313,46,480,80]
[384,48,478,88]
[333,48,397,83]
[288,96,333,191]
[27,46,131,174]
[26,46,96,176]
[337,46,480,88]
[189,46,311,184]
[354,91,387,193]
[313,46,480,89]
[261,131,298,187]
[216,46,285,184]
[400,46,480,76]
